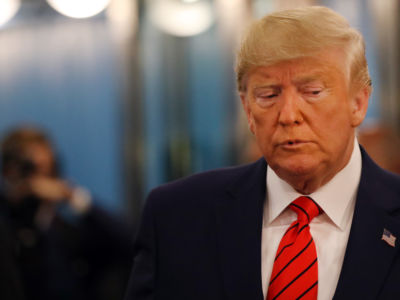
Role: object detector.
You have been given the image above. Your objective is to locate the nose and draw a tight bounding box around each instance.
[278,89,303,126]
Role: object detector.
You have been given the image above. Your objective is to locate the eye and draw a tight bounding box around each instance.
[259,92,278,99]
[253,87,281,106]
[304,87,322,95]
[301,85,325,101]
[310,90,321,95]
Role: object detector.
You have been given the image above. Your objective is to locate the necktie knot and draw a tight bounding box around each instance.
[290,196,320,224]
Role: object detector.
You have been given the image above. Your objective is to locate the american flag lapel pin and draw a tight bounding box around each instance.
[382,228,396,247]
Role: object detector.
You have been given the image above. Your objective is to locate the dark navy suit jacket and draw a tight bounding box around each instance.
[125,147,400,300]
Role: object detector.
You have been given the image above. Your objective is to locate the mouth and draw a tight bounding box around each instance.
[279,140,311,149]
[281,139,307,145]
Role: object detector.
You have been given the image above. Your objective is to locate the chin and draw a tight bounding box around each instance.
[270,156,320,178]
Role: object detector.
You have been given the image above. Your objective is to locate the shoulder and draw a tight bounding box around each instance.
[145,158,266,211]
[360,147,400,209]
[361,146,400,188]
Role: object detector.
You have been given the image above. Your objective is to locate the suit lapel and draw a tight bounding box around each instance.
[333,149,400,299]
[214,158,266,300]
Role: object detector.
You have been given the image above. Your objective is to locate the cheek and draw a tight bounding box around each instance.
[252,111,274,135]
[313,98,352,128]
[251,112,276,152]
[310,104,354,153]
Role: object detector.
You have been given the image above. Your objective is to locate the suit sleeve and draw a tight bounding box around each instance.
[124,191,158,300]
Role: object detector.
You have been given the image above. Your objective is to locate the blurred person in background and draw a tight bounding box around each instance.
[125,6,400,300]
[0,126,134,300]
[0,214,25,300]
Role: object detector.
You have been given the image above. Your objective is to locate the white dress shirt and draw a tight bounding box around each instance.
[261,139,362,300]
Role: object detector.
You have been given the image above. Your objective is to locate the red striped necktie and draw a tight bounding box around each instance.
[266,196,320,300]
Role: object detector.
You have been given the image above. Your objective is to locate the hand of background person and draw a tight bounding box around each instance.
[28,176,72,204]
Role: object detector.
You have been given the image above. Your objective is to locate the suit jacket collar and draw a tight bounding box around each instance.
[215,158,266,300]
[333,147,400,299]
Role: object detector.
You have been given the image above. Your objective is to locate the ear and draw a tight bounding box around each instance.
[350,86,370,127]
[240,92,255,134]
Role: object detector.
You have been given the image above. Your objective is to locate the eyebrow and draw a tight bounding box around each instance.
[292,75,325,85]
[251,76,325,89]
[252,84,280,89]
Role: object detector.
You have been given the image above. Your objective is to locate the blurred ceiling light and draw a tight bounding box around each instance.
[149,0,214,37]
[0,0,20,27]
[47,0,111,19]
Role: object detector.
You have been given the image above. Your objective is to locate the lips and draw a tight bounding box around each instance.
[280,139,308,146]
[276,140,313,150]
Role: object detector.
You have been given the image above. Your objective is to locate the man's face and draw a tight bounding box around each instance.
[25,143,55,177]
[240,50,369,193]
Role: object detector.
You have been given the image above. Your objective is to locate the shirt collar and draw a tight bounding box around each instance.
[265,138,362,230]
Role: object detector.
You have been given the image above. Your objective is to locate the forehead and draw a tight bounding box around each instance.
[245,50,348,87]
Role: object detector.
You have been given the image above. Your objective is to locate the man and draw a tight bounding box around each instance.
[125,6,400,300]
[0,127,134,300]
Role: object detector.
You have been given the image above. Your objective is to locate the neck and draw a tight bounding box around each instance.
[288,175,334,195]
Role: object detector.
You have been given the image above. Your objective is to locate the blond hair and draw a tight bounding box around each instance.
[236,6,371,93]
